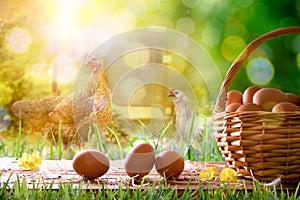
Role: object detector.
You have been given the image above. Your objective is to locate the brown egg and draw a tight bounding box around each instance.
[155,150,184,179]
[242,86,262,104]
[286,93,300,106]
[236,103,262,112]
[226,90,243,105]
[225,103,242,112]
[72,149,110,179]
[272,102,300,112]
[253,88,289,111]
[125,143,155,179]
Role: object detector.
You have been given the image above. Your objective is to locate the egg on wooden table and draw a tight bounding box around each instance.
[242,86,261,104]
[72,149,110,179]
[253,88,289,111]
[272,102,300,112]
[226,90,243,105]
[155,150,184,179]
[124,143,155,179]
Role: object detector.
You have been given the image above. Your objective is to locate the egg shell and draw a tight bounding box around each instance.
[72,149,110,179]
[155,150,184,179]
[253,88,289,111]
[286,93,300,106]
[226,90,243,105]
[124,143,155,179]
[242,86,262,104]
[236,103,262,112]
[225,103,242,112]
[272,102,300,112]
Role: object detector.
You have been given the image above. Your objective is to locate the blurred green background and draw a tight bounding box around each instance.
[0,0,300,132]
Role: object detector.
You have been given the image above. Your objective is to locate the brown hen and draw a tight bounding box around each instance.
[12,56,128,148]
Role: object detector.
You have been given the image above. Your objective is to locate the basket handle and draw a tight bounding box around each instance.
[214,26,300,115]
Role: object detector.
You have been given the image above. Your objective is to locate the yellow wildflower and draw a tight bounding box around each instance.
[220,168,237,183]
[18,150,42,170]
[199,167,218,181]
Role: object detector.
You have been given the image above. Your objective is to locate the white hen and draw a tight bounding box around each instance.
[168,89,203,142]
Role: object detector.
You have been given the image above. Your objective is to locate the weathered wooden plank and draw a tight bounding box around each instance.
[0,159,298,193]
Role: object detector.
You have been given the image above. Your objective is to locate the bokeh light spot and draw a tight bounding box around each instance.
[175,17,195,35]
[5,27,31,54]
[221,36,246,61]
[0,107,10,133]
[246,57,274,85]
[50,55,77,84]
[201,26,221,46]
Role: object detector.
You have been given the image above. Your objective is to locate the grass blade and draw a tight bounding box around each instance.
[94,124,105,152]
[106,126,124,159]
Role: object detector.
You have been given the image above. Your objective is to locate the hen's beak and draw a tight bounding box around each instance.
[168,90,175,97]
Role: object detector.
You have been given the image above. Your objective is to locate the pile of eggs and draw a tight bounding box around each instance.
[226,86,300,112]
[72,143,184,180]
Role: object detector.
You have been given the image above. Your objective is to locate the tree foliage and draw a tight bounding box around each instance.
[0,15,41,127]
[1,0,300,131]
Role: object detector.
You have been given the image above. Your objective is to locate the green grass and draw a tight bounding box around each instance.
[0,172,299,199]
[0,117,300,199]
[1,115,221,161]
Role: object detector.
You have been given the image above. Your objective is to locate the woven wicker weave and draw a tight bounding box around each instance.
[213,27,300,182]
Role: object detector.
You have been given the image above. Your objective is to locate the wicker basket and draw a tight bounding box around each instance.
[213,26,300,182]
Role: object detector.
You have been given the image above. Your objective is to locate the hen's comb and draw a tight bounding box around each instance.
[168,89,176,97]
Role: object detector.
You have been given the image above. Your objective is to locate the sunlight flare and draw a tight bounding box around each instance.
[49,55,77,84]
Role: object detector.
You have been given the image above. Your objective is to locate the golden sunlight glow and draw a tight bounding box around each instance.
[5,27,31,54]
[26,62,49,80]
[49,55,77,84]
[52,0,78,36]
[112,10,137,32]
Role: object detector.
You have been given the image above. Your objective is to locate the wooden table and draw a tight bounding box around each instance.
[0,158,298,195]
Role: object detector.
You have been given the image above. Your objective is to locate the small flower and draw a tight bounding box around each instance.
[18,150,42,170]
[199,167,218,181]
[220,168,237,183]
